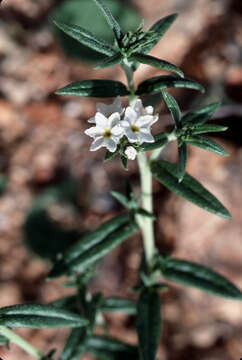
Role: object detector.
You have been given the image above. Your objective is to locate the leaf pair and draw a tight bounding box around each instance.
[161,92,228,181]
[49,214,138,278]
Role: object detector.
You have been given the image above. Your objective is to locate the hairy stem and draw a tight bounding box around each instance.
[137,152,155,269]
[0,326,44,359]
[123,62,155,269]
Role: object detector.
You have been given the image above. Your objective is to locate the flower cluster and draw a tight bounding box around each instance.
[85,97,158,160]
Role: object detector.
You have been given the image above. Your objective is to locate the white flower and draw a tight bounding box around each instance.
[85,112,123,152]
[88,96,124,124]
[125,146,137,160]
[121,99,158,144]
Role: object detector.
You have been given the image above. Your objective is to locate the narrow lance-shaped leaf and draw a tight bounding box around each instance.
[95,53,123,69]
[150,160,231,219]
[56,80,130,98]
[142,14,178,54]
[87,335,139,360]
[92,0,122,41]
[136,287,161,360]
[136,75,205,96]
[101,297,136,314]
[60,328,88,360]
[184,136,228,156]
[161,89,181,128]
[191,124,228,135]
[104,149,119,162]
[158,257,242,300]
[50,295,77,312]
[50,221,139,278]
[49,214,130,279]
[178,142,188,182]
[182,102,220,125]
[0,305,88,329]
[130,53,184,78]
[110,191,129,208]
[52,20,116,57]
[65,221,138,274]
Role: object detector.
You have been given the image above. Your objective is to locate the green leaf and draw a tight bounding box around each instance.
[60,328,88,360]
[142,14,178,54]
[101,297,136,314]
[136,287,161,360]
[0,305,88,329]
[161,89,181,128]
[136,75,205,96]
[50,295,77,312]
[56,80,130,97]
[178,142,188,182]
[49,213,130,279]
[121,155,128,170]
[52,20,116,57]
[130,53,184,78]
[104,149,119,161]
[158,257,242,300]
[142,92,162,108]
[87,335,138,360]
[139,132,168,152]
[95,52,123,69]
[136,208,156,220]
[49,220,138,277]
[51,0,141,63]
[92,0,122,41]
[182,102,220,125]
[111,191,129,208]
[150,160,231,219]
[184,136,228,156]
[0,334,8,346]
[191,124,228,135]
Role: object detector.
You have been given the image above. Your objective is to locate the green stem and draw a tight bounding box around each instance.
[137,152,155,269]
[0,326,44,359]
[122,62,155,270]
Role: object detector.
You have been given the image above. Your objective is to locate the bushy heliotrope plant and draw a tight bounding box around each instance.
[0,1,241,359]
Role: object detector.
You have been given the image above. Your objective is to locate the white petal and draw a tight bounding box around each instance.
[112,96,123,114]
[125,146,137,160]
[88,119,96,124]
[85,126,103,138]
[139,132,155,143]
[96,97,123,116]
[108,112,120,128]
[95,112,109,128]
[120,120,130,128]
[112,125,123,137]
[124,107,137,124]
[124,128,139,143]
[136,115,154,127]
[133,99,143,116]
[90,137,104,151]
[104,138,117,152]
[151,114,159,125]
[145,106,154,115]
[96,102,107,115]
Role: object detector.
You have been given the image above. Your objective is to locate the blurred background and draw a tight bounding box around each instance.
[0,0,242,359]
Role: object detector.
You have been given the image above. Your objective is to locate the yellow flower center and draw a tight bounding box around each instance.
[131,125,139,133]
[103,129,112,138]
